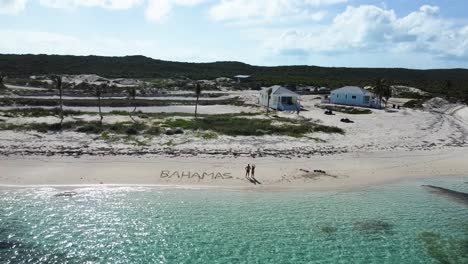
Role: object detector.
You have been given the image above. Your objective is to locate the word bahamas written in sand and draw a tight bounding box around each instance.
[160,170,233,180]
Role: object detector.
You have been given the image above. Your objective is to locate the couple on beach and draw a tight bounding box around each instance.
[245,164,261,185]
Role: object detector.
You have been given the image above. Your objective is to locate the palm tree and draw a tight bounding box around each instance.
[383,85,392,108]
[266,88,272,116]
[52,75,64,127]
[445,80,453,99]
[373,78,390,109]
[128,87,137,122]
[97,84,104,126]
[194,83,202,118]
[0,72,6,89]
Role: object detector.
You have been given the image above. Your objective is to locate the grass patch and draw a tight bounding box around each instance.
[397,91,432,100]
[0,108,83,117]
[0,97,244,107]
[403,99,424,108]
[0,113,343,138]
[1,108,260,121]
[164,116,343,137]
[312,124,344,134]
[146,126,161,136]
[196,132,219,140]
[0,120,154,136]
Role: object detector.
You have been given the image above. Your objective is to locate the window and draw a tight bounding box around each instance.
[363,96,370,104]
[352,96,357,99]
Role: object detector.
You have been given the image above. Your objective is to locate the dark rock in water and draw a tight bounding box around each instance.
[422,185,468,206]
[174,127,184,134]
[54,191,78,197]
[165,129,175,135]
[0,240,22,249]
[320,225,338,235]
[353,220,394,235]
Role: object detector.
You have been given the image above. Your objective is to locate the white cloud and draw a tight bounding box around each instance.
[0,0,27,14]
[1,0,205,22]
[145,0,205,23]
[209,0,347,24]
[0,29,158,55]
[266,5,468,60]
[38,0,144,10]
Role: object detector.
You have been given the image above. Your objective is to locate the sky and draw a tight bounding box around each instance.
[1,0,468,69]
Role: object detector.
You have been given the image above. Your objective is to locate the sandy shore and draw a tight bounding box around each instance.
[1,148,467,191]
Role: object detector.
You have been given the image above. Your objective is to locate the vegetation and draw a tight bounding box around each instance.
[0,108,82,117]
[0,120,150,136]
[0,71,5,89]
[0,97,243,107]
[194,83,201,118]
[128,87,137,122]
[396,91,431,100]
[0,110,343,137]
[51,75,64,127]
[0,108,258,119]
[1,54,467,100]
[266,88,272,116]
[96,83,104,126]
[373,78,392,108]
[164,116,343,137]
[403,99,424,108]
[199,132,219,140]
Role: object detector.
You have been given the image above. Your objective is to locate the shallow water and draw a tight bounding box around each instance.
[0,178,467,263]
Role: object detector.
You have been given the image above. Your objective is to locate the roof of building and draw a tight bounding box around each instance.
[332,86,374,95]
[234,75,251,78]
[262,85,299,97]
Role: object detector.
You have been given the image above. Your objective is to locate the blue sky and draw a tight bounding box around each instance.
[1,0,468,69]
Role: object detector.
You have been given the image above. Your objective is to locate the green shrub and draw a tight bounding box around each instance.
[146,126,161,135]
[0,108,82,118]
[199,132,219,139]
[77,123,103,134]
[403,99,424,108]
[126,127,138,135]
[101,132,110,140]
[312,124,344,134]
[165,116,343,137]
[397,92,431,99]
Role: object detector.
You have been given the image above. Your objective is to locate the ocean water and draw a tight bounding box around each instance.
[0,178,467,264]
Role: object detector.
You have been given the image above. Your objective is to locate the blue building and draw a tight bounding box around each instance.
[330,86,381,108]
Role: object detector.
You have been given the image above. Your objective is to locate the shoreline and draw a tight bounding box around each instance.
[2,148,467,191]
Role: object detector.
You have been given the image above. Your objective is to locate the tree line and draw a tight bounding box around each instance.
[1,54,468,103]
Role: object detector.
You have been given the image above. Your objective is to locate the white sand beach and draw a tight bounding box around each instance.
[1,147,467,191]
[1,91,468,190]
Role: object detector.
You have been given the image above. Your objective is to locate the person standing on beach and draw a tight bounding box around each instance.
[245,164,251,179]
[251,164,256,178]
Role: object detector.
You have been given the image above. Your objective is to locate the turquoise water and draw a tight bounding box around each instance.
[1,178,467,264]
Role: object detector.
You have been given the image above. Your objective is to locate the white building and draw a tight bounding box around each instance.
[330,86,380,108]
[258,85,301,111]
[233,75,251,83]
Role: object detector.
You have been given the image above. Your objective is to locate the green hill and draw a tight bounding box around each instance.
[1,54,467,98]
